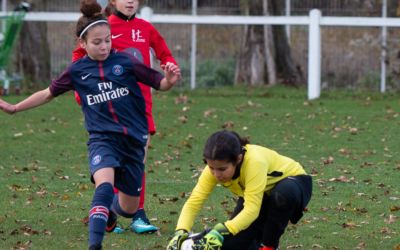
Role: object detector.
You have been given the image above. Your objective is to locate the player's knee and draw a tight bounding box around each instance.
[112,196,138,218]
[270,191,289,210]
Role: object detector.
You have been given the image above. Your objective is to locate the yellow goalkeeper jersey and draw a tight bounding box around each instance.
[176,144,307,235]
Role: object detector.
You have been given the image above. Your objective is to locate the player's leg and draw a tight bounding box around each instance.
[111,176,141,224]
[87,135,123,250]
[89,167,115,250]
[130,135,159,234]
[260,175,312,249]
[221,197,260,250]
[112,190,140,217]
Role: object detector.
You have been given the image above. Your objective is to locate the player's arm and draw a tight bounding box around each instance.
[0,87,54,114]
[129,55,181,91]
[225,162,267,235]
[175,167,217,232]
[167,167,216,250]
[149,24,178,67]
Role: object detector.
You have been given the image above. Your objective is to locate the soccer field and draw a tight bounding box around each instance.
[0,86,399,249]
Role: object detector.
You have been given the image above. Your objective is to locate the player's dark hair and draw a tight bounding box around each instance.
[76,0,109,40]
[203,130,249,164]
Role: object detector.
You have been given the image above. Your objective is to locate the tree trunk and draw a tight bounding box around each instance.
[11,0,50,91]
[263,0,277,85]
[271,0,304,86]
[235,0,304,86]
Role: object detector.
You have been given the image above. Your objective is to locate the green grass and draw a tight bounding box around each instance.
[0,86,399,249]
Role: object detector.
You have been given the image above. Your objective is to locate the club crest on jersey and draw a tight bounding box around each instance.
[91,155,102,165]
[132,29,145,42]
[112,65,124,76]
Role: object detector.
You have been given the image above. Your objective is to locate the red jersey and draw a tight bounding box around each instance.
[72,12,177,134]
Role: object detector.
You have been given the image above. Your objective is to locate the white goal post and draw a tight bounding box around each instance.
[2,8,400,99]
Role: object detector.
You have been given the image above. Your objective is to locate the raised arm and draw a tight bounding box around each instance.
[0,87,54,115]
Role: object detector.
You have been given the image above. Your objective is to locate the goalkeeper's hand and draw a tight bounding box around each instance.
[166,229,189,250]
[192,223,230,250]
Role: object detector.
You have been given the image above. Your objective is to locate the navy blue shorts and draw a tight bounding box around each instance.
[87,133,145,196]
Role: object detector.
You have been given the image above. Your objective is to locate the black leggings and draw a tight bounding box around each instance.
[222,175,312,250]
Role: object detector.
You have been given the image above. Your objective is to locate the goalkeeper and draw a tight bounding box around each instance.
[167,130,312,250]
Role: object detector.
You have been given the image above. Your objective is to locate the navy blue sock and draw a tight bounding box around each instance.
[88,182,114,248]
[111,195,137,218]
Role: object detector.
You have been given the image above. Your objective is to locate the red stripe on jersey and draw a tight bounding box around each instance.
[108,101,119,123]
[98,61,105,80]
[107,101,128,135]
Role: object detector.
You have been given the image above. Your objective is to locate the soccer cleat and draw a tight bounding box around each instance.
[112,225,125,234]
[88,244,102,250]
[259,246,277,250]
[105,211,117,233]
[130,217,159,234]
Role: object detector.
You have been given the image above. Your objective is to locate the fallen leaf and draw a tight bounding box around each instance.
[349,127,358,134]
[175,95,188,104]
[13,132,23,138]
[222,121,234,129]
[384,214,397,224]
[323,156,334,165]
[178,115,188,123]
[342,222,359,228]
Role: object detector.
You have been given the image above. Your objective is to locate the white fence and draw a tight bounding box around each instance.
[2,8,400,99]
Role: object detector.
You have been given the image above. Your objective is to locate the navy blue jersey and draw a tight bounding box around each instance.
[49,49,164,145]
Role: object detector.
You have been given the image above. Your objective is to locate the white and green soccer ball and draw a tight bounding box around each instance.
[180,232,205,250]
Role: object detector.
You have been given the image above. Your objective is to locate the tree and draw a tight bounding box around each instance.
[235,0,304,86]
[11,0,50,90]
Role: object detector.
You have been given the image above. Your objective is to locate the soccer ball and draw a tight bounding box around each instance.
[180,231,207,250]
[180,237,195,250]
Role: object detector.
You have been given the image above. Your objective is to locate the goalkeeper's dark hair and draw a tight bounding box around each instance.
[203,130,249,164]
[76,0,109,40]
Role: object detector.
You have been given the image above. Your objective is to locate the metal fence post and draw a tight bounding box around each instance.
[285,0,291,42]
[190,0,197,89]
[308,9,321,100]
[381,0,387,93]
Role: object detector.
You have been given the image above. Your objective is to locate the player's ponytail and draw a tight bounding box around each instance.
[76,0,108,40]
[203,130,249,164]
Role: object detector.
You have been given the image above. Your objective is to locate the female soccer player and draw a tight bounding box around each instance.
[167,130,312,250]
[0,1,180,249]
[73,0,178,233]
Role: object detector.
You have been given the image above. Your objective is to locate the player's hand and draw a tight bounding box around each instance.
[192,223,230,250]
[0,98,16,114]
[166,229,189,250]
[164,62,181,86]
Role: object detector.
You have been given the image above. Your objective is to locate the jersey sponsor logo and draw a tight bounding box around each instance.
[112,65,124,76]
[81,73,92,80]
[111,33,123,39]
[91,154,102,165]
[132,29,145,42]
[86,81,130,105]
